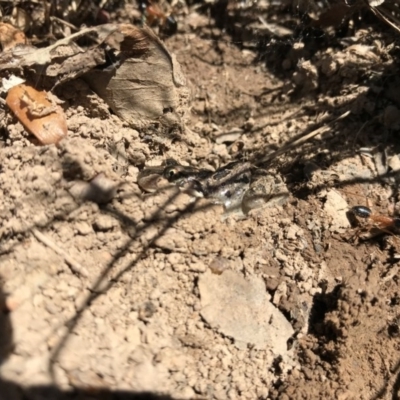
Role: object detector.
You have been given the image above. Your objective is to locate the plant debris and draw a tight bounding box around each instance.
[6,83,67,145]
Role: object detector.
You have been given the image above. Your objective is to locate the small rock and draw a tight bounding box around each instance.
[75,222,92,235]
[174,386,196,400]
[275,250,288,262]
[198,270,294,353]
[155,348,187,372]
[209,257,230,275]
[273,281,287,306]
[93,215,117,231]
[167,253,184,265]
[32,212,48,227]
[286,225,298,240]
[323,190,350,232]
[388,154,400,172]
[189,261,207,273]
[125,325,141,347]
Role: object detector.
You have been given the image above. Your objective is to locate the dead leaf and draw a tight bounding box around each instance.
[84,25,188,133]
[6,83,67,145]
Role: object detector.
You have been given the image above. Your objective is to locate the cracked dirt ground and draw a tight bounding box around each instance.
[2,1,400,399]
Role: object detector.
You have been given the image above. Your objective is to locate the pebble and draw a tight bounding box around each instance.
[174,386,196,399]
[125,325,142,347]
[189,261,207,272]
[75,221,92,235]
[93,215,117,231]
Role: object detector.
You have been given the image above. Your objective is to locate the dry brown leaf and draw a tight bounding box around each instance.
[84,24,188,133]
[6,83,67,145]
[119,24,151,57]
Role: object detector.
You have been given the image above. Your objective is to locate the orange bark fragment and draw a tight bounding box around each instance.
[6,83,67,145]
[0,22,26,51]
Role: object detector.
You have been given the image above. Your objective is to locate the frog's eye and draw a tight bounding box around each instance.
[164,167,179,180]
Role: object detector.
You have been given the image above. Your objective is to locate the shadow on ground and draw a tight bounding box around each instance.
[0,278,178,400]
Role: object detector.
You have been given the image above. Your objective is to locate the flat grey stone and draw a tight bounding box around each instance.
[199,270,294,353]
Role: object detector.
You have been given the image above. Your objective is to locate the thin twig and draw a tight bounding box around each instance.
[370,6,400,34]
[352,120,370,148]
[32,228,89,278]
[49,16,79,32]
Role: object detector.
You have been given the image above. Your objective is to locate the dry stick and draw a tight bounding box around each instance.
[32,228,89,278]
[49,16,79,32]
[352,120,370,148]
[370,6,400,34]
[20,24,119,67]
[258,110,351,165]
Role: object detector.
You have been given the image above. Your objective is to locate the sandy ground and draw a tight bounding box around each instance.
[2,1,400,399]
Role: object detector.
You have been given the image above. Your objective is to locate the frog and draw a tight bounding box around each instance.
[138,159,289,214]
[162,162,214,198]
[138,159,251,210]
[241,173,289,215]
[137,158,213,197]
[200,161,252,211]
[135,159,187,193]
